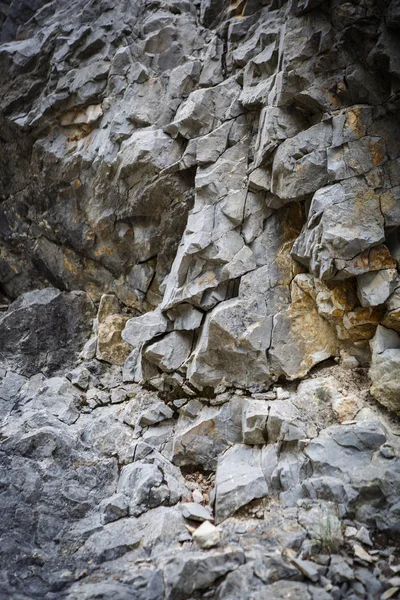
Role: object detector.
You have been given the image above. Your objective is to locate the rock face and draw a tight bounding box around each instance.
[0,288,94,376]
[1,1,400,599]
[0,0,399,396]
[369,325,400,411]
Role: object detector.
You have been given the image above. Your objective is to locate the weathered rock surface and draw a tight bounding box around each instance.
[1,325,400,599]
[369,325,400,411]
[1,1,400,598]
[0,288,94,376]
[0,0,398,397]
[215,444,269,523]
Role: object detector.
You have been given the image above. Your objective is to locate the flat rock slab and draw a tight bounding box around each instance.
[181,502,213,522]
[215,444,268,523]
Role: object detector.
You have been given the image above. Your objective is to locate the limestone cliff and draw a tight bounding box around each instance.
[1,1,400,599]
[1,0,400,405]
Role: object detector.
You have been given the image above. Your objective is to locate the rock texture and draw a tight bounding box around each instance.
[0,288,94,376]
[1,318,400,598]
[1,0,400,598]
[0,0,399,396]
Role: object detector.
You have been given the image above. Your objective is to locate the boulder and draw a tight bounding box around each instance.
[138,403,174,426]
[66,366,91,390]
[242,399,269,445]
[118,454,188,517]
[292,179,385,280]
[304,419,400,533]
[167,303,203,331]
[165,78,241,140]
[187,297,272,389]
[271,120,332,201]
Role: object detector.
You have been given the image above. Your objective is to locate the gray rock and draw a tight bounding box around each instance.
[328,555,354,584]
[369,326,400,411]
[167,303,203,331]
[33,376,82,425]
[271,120,332,201]
[110,387,131,404]
[0,370,27,416]
[144,331,193,373]
[187,296,272,389]
[76,517,142,564]
[138,402,174,426]
[142,421,174,449]
[117,452,188,516]
[252,554,300,585]
[165,78,241,140]
[291,557,319,582]
[122,308,169,348]
[356,526,373,546]
[242,399,269,445]
[162,546,245,600]
[66,366,91,390]
[178,398,203,419]
[172,399,243,470]
[357,270,398,307]
[123,348,142,383]
[86,387,110,408]
[303,420,400,534]
[267,400,305,443]
[100,493,129,524]
[66,566,163,600]
[1,0,400,596]
[214,444,268,523]
[0,289,94,377]
[292,179,385,280]
[181,502,213,522]
[79,336,97,360]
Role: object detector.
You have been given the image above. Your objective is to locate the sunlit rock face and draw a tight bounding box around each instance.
[0,0,399,397]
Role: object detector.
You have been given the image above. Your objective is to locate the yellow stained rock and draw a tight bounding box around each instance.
[96,314,131,365]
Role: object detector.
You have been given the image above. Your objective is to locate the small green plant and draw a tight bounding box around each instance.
[318,513,342,554]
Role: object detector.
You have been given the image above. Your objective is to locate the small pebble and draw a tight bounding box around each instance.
[193,521,221,549]
[181,502,213,522]
[345,526,357,538]
[380,444,396,459]
[354,544,375,564]
[192,489,204,503]
[356,526,373,547]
